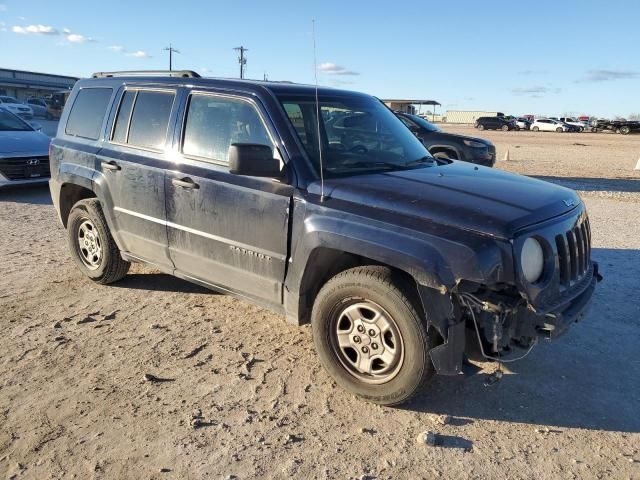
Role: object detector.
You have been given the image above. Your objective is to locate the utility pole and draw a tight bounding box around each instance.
[234,46,248,79]
[162,44,180,71]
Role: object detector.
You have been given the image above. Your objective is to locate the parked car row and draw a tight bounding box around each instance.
[0,91,71,121]
[473,115,593,133]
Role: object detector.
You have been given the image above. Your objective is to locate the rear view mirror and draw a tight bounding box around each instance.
[228,143,281,178]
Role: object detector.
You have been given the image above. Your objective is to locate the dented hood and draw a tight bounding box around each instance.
[308,161,580,239]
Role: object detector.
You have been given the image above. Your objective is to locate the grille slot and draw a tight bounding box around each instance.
[555,216,591,289]
[0,156,50,180]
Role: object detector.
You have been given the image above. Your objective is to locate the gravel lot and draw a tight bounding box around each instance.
[1,130,639,479]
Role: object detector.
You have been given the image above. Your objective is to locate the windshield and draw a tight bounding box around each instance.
[405,113,441,132]
[0,109,33,131]
[0,96,19,104]
[278,93,435,177]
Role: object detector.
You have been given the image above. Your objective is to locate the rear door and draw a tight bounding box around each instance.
[165,89,293,305]
[94,87,177,270]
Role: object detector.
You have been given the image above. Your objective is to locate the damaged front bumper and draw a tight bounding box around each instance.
[420,262,602,376]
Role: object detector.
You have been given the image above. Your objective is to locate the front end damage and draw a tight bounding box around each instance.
[418,262,602,376]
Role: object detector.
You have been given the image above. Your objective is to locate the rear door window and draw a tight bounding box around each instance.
[111,89,175,151]
[65,88,113,140]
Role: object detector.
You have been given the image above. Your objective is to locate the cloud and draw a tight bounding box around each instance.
[317,62,359,76]
[66,33,92,43]
[126,50,150,58]
[512,86,561,97]
[518,69,548,75]
[108,45,124,52]
[12,24,59,35]
[577,69,639,82]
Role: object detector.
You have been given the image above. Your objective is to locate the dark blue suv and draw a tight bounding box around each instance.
[50,71,599,405]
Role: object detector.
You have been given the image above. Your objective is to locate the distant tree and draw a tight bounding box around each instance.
[629,113,640,121]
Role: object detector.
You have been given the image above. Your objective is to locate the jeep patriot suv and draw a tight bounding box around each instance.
[50,71,599,405]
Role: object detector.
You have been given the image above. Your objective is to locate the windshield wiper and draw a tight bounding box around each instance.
[340,160,401,170]
[403,156,438,168]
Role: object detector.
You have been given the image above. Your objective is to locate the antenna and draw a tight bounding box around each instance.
[312,20,325,202]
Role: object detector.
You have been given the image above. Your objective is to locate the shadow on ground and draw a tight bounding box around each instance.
[534,176,640,193]
[0,184,52,205]
[112,273,213,294]
[402,247,640,434]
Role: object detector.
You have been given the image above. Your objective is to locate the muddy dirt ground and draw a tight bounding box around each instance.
[1,130,639,479]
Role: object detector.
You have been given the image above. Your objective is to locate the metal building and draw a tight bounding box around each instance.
[0,68,78,100]
[383,99,441,116]
[445,110,501,124]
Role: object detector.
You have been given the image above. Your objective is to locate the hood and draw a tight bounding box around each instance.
[0,130,51,155]
[308,162,580,239]
[419,130,493,147]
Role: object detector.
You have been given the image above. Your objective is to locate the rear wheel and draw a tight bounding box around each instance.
[532,126,539,132]
[556,127,563,133]
[311,266,436,405]
[477,124,485,130]
[501,125,509,131]
[619,125,631,135]
[67,199,130,284]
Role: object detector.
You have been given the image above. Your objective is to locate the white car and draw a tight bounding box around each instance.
[559,117,585,132]
[0,109,51,187]
[531,118,570,133]
[0,96,34,120]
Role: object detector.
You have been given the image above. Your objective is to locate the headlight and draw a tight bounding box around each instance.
[521,237,544,283]
[463,139,487,148]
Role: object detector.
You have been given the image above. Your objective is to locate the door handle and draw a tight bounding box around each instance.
[171,177,199,189]
[101,160,121,171]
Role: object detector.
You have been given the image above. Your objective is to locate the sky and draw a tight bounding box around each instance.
[1,0,638,118]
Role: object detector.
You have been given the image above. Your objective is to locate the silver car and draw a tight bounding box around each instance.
[0,109,51,187]
[0,95,34,120]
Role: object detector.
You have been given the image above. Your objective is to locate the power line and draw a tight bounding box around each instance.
[233,46,248,79]
[162,44,180,71]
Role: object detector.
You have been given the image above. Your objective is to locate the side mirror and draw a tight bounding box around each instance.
[228,143,281,178]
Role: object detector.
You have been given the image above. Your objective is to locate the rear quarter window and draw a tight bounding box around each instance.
[111,90,175,151]
[65,88,113,140]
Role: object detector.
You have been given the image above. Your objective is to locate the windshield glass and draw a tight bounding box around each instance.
[278,93,436,177]
[405,114,440,132]
[0,96,19,104]
[0,109,32,131]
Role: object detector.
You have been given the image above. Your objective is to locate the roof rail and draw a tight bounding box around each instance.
[91,70,201,78]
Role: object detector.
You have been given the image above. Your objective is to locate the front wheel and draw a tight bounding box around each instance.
[502,125,510,131]
[556,127,563,133]
[477,124,485,130]
[67,199,130,284]
[311,266,436,405]
[619,126,631,135]
[532,126,539,132]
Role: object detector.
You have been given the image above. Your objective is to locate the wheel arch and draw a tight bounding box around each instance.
[59,182,97,228]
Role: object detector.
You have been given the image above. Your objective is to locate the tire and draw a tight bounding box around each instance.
[311,266,436,406]
[67,199,130,284]
[619,126,631,135]
[431,150,456,160]
[501,125,509,131]
[532,126,539,132]
[556,127,563,133]
[477,124,485,130]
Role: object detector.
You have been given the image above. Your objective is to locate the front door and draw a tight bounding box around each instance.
[95,87,177,271]
[165,91,292,305]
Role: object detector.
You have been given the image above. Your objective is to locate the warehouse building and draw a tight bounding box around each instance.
[0,68,78,101]
[445,110,503,124]
[383,99,441,116]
